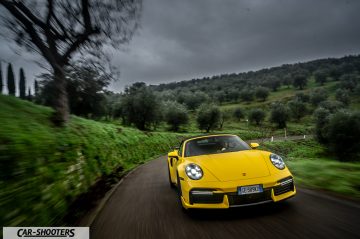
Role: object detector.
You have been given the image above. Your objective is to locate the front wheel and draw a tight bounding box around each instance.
[176,173,188,212]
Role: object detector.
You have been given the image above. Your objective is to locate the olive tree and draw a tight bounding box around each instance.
[248,108,266,125]
[0,0,142,125]
[196,104,221,132]
[163,101,189,131]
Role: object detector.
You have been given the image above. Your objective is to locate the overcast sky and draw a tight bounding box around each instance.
[1,0,360,93]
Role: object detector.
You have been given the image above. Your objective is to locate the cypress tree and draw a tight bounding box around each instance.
[7,63,15,96]
[0,62,3,94]
[34,80,39,97]
[27,88,33,101]
[19,68,26,99]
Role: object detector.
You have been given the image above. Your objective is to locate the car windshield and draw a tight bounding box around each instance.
[184,135,251,157]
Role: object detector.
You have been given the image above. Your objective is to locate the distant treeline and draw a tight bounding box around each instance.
[150,55,360,104]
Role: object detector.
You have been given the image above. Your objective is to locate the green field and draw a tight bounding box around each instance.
[261,140,360,198]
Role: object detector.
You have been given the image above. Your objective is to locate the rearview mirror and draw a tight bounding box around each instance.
[250,142,260,149]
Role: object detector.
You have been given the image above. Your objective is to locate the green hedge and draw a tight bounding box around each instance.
[0,95,182,226]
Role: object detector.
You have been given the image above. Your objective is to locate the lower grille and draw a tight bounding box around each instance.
[227,189,272,206]
[189,191,224,204]
[274,182,294,196]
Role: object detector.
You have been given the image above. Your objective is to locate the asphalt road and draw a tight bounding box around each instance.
[91,156,360,239]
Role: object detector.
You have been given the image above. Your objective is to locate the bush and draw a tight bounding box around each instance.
[233,107,245,121]
[248,108,266,125]
[163,101,189,131]
[196,104,221,132]
[255,87,270,101]
[270,103,289,128]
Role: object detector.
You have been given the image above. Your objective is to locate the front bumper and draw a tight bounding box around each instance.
[180,175,296,209]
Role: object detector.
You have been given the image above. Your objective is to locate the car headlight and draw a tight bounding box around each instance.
[270,154,285,170]
[185,163,203,180]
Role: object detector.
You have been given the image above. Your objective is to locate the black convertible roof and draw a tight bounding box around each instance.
[180,133,236,143]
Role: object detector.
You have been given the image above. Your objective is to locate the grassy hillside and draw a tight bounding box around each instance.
[261,140,360,198]
[0,95,185,226]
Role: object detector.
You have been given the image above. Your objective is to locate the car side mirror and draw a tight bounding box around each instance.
[168,151,179,166]
[250,142,260,149]
[168,150,179,159]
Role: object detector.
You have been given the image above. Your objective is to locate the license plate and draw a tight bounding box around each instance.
[238,185,263,195]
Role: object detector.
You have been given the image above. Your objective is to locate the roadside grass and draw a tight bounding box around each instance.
[0,95,187,226]
[261,140,360,198]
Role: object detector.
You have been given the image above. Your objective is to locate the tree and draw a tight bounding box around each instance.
[294,92,310,102]
[219,110,231,129]
[19,68,26,99]
[282,74,292,88]
[0,0,142,125]
[177,91,209,110]
[27,88,33,102]
[34,80,39,97]
[37,61,112,119]
[287,100,307,121]
[310,89,328,106]
[233,107,245,121]
[0,62,3,94]
[196,104,221,132]
[293,73,307,90]
[335,89,350,106]
[120,82,161,130]
[163,101,189,131]
[265,77,281,92]
[325,112,360,160]
[248,108,266,125]
[270,103,289,128]
[7,63,15,96]
[314,69,328,85]
[318,100,344,113]
[239,89,254,102]
[314,107,331,144]
[339,74,359,92]
[255,87,269,101]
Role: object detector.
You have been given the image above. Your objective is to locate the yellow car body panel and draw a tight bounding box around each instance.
[167,134,296,209]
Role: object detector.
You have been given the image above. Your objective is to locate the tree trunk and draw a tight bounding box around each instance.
[52,66,69,125]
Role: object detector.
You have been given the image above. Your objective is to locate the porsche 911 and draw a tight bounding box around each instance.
[167,134,296,209]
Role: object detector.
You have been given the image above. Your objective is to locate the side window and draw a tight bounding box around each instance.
[178,142,184,157]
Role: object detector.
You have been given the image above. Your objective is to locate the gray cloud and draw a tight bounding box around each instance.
[1,0,360,92]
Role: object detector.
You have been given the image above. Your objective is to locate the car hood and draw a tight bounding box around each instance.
[190,150,271,182]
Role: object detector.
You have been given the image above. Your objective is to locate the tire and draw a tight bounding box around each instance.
[167,163,175,188]
[176,173,188,211]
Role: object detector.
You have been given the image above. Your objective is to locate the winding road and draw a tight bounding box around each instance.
[90,156,360,239]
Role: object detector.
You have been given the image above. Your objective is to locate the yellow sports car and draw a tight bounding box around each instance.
[167,134,296,209]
